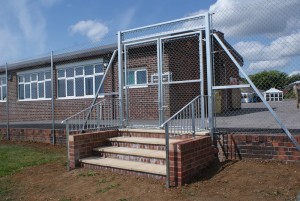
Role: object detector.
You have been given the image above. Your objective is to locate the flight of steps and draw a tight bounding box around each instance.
[79,135,183,179]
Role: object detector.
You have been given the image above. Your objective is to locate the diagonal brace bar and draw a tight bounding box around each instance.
[80,49,117,133]
[213,33,300,152]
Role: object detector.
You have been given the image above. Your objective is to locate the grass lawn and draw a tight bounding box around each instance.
[0,142,63,177]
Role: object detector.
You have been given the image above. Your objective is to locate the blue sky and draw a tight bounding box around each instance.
[0,0,300,76]
[0,0,216,62]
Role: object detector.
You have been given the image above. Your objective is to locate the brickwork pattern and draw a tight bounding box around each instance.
[169,136,215,186]
[218,134,300,162]
[68,130,118,169]
[0,128,66,145]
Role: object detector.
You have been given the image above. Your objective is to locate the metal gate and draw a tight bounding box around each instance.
[118,14,211,129]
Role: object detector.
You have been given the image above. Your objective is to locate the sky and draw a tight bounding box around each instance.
[0,0,300,76]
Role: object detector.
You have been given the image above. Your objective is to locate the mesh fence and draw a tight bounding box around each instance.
[1,2,299,142]
[211,1,300,135]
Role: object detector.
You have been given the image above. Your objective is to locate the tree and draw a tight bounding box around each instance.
[286,73,300,85]
[249,70,288,91]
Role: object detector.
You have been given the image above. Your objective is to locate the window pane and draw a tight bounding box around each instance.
[85,65,93,75]
[58,69,65,78]
[95,64,103,73]
[95,75,104,94]
[19,84,24,99]
[19,76,24,83]
[75,77,84,96]
[31,74,37,81]
[45,72,51,79]
[45,81,51,98]
[66,68,74,77]
[85,77,93,95]
[2,77,6,85]
[128,71,135,85]
[31,83,37,99]
[2,86,6,100]
[38,72,44,81]
[25,74,30,82]
[75,67,83,75]
[67,79,74,96]
[58,80,66,97]
[136,70,147,84]
[25,84,30,99]
[38,82,44,98]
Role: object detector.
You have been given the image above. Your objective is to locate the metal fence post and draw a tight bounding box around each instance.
[66,120,70,171]
[165,123,170,188]
[51,51,55,144]
[5,63,9,140]
[118,31,124,128]
[205,13,214,139]
[192,103,195,138]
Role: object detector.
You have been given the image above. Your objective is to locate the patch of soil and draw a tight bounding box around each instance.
[1,141,300,201]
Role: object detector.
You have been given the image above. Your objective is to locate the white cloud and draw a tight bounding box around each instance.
[70,20,109,42]
[289,71,300,76]
[119,8,136,30]
[208,0,300,37]
[0,0,54,62]
[249,59,289,70]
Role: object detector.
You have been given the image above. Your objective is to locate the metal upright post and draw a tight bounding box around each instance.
[198,32,205,129]
[51,51,55,144]
[165,123,170,188]
[205,13,214,137]
[158,39,164,126]
[5,63,9,140]
[118,31,124,127]
[66,120,70,171]
[124,46,129,127]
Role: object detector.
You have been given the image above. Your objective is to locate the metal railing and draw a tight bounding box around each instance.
[161,95,209,188]
[161,95,209,137]
[62,97,120,134]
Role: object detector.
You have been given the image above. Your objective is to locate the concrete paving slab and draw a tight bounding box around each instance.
[80,157,166,175]
[108,136,182,145]
[93,146,166,159]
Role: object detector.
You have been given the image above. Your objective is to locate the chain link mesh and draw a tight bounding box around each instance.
[211,1,300,135]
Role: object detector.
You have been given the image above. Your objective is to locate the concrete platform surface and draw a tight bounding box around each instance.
[108,136,182,145]
[80,156,166,175]
[93,146,166,159]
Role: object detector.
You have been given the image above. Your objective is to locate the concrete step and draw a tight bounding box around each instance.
[108,136,182,150]
[93,146,166,159]
[80,156,166,176]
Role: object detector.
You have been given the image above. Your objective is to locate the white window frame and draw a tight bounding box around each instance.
[17,68,52,101]
[151,71,172,84]
[0,75,7,102]
[57,62,105,100]
[125,68,148,88]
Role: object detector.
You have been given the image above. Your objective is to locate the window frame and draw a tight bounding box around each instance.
[17,68,52,101]
[0,75,7,102]
[124,68,148,88]
[57,61,105,100]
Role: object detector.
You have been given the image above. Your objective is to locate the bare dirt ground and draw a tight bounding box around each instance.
[1,141,300,201]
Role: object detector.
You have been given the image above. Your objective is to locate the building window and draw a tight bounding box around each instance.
[57,63,104,98]
[0,76,7,101]
[18,71,51,100]
[124,69,147,86]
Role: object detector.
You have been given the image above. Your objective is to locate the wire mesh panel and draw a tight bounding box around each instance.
[124,41,159,128]
[211,1,300,135]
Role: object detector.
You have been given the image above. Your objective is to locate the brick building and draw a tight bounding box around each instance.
[0,31,242,128]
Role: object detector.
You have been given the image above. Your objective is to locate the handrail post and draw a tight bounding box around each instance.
[66,120,70,171]
[191,102,195,138]
[165,123,170,188]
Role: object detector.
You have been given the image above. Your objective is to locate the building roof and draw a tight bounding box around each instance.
[264,88,283,93]
[0,43,117,73]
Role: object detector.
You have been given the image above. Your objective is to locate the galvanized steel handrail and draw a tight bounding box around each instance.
[161,95,200,128]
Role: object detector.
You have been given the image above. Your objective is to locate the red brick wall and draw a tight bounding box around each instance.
[169,136,215,186]
[0,128,66,145]
[218,134,300,162]
[68,130,118,169]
